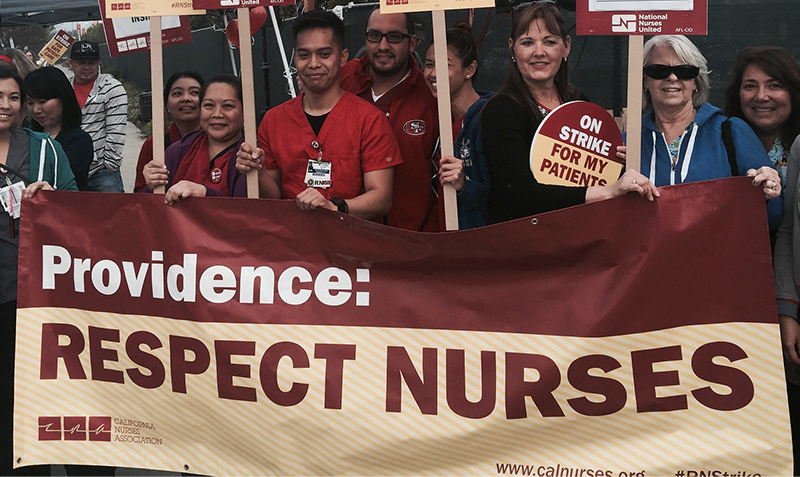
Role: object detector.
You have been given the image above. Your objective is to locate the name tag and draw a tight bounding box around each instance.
[305,159,332,189]
[0,182,25,219]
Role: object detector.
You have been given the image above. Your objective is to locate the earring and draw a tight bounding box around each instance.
[511,56,517,63]
[466,75,470,79]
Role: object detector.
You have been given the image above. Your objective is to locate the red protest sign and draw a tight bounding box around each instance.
[530,101,624,188]
[99,1,193,56]
[577,0,707,35]
[192,0,292,8]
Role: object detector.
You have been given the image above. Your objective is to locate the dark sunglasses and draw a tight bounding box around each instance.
[643,64,700,80]
[365,30,412,44]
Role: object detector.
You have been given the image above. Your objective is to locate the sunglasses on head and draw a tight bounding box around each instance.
[643,64,700,80]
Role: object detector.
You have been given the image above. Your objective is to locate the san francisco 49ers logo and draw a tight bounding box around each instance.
[403,119,428,136]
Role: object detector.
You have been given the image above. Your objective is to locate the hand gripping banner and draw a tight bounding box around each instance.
[14,178,791,475]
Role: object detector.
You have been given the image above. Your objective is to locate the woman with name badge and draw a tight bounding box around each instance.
[480,2,657,224]
[0,65,77,477]
[636,35,781,229]
[134,71,203,193]
[423,21,492,229]
[143,75,246,203]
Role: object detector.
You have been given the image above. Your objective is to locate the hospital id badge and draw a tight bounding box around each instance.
[0,182,24,219]
[305,159,332,189]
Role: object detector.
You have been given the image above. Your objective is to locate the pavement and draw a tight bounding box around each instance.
[120,121,146,193]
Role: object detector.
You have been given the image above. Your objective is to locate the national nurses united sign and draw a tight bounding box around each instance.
[531,101,624,187]
[12,185,792,475]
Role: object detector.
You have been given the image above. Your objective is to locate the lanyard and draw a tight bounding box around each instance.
[1,169,14,239]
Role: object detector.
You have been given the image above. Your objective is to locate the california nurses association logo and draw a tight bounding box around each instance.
[39,416,112,442]
[403,119,428,136]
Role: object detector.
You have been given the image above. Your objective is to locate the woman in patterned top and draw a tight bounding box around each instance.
[725,46,800,188]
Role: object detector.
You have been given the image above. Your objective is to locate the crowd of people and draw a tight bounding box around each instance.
[0,1,799,474]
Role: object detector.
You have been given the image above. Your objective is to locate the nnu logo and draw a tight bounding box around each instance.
[39,416,111,442]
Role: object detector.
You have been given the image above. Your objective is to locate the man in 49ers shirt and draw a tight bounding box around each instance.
[340,8,439,231]
[236,10,401,219]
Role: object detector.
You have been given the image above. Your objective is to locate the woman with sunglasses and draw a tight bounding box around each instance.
[638,35,781,229]
[480,3,658,224]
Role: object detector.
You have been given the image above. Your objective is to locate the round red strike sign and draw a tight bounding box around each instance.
[530,101,624,188]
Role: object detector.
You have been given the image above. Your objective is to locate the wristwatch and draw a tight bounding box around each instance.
[330,197,349,214]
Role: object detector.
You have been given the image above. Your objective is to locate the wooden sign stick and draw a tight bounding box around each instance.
[237,8,260,199]
[432,10,459,231]
[625,35,643,173]
[150,16,166,195]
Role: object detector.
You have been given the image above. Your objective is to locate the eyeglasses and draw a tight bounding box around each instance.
[643,64,700,80]
[365,30,412,44]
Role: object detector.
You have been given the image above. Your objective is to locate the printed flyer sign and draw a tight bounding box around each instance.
[37,30,74,66]
[14,181,791,476]
[530,101,624,188]
[99,0,193,56]
[102,0,204,18]
[576,0,707,35]
[192,0,292,8]
[380,0,493,15]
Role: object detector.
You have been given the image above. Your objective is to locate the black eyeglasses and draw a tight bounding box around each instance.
[643,64,700,80]
[365,30,412,44]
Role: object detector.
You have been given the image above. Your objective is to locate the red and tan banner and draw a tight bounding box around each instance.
[14,179,791,475]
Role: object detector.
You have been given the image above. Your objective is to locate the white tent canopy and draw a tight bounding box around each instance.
[0,0,100,27]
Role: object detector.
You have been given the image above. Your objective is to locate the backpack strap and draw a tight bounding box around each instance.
[721,118,738,176]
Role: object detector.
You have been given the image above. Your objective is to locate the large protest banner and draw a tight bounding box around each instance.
[12,178,791,475]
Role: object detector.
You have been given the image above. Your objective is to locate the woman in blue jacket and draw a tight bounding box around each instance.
[423,21,491,229]
[638,35,782,229]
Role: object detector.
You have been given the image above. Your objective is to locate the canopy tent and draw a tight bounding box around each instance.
[0,0,100,27]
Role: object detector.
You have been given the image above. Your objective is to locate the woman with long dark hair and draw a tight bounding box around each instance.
[480,3,657,223]
[24,66,92,190]
[725,46,800,187]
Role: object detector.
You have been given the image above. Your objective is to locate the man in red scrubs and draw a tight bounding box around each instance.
[236,10,402,221]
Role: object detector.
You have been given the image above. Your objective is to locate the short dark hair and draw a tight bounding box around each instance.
[0,66,25,104]
[292,10,345,51]
[365,7,416,36]
[164,71,204,104]
[724,46,800,149]
[201,74,243,103]
[24,66,82,131]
